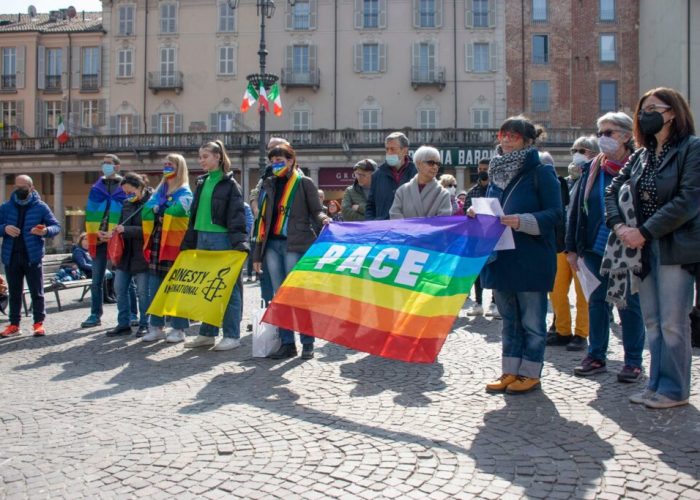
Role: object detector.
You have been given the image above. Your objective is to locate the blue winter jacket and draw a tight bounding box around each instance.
[0,190,61,265]
[365,160,417,220]
[480,149,562,292]
[244,202,254,234]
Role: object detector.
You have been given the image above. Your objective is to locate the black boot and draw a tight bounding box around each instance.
[268,343,298,359]
[690,307,700,348]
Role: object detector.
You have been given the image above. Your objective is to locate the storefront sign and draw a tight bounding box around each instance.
[409,148,493,168]
[319,168,356,189]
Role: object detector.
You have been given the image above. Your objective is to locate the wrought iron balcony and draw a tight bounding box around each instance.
[280,67,320,90]
[0,75,16,91]
[80,74,99,91]
[411,66,446,90]
[45,75,62,91]
[147,71,184,94]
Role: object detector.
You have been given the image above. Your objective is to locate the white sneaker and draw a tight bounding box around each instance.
[213,338,241,351]
[142,326,165,342]
[487,303,501,319]
[466,304,484,316]
[184,335,216,348]
[165,329,186,343]
[629,389,655,405]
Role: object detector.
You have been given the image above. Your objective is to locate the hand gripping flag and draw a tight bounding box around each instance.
[147,249,247,327]
[240,83,258,113]
[268,82,283,117]
[263,215,505,363]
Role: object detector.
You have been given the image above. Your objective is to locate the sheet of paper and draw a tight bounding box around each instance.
[576,257,601,301]
[471,197,515,251]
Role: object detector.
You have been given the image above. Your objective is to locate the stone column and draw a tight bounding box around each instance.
[309,166,320,186]
[455,168,466,192]
[0,173,6,204]
[53,171,65,251]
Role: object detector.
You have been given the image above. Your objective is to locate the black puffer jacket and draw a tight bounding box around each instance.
[182,171,249,252]
[116,188,152,274]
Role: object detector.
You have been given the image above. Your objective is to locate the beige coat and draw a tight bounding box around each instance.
[389,176,453,219]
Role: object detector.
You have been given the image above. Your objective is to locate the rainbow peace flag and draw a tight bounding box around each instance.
[263,215,505,363]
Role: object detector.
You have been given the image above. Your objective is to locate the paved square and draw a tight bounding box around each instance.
[1,284,698,499]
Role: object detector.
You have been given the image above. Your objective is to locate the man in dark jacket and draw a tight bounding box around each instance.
[365,132,417,220]
[0,175,61,337]
[342,159,376,221]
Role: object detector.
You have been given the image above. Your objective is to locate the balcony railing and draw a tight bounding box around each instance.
[0,75,16,90]
[45,75,62,91]
[411,66,446,90]
[0,127,595,155]
[280,68,320,90]
[147,71,184,94]
[80,74,99,91]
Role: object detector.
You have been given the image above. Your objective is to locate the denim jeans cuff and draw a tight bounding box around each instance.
[502,356,521,375]
[518,359,543,378]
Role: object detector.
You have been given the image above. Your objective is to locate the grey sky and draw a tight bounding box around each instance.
[0,1,103,15]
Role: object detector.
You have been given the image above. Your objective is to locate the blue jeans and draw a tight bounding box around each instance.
[493,290,547,378]
[129,279,138,317]
[265,238,313,346]
[90,243,108,317]
[196,231,243,339]
[148,273,189,330]
[639,241,694,401]
[583,251,645,367]
[115,270,149,328]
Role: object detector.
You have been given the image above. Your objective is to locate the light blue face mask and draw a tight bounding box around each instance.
[385,154,400,167]
[102,163,115,176]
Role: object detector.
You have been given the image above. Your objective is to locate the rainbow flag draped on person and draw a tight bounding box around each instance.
[263,215,505,363]
[142,185,192,262]
[85,179,127,257]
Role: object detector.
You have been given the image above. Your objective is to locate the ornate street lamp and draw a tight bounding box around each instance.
[228,0,293,177]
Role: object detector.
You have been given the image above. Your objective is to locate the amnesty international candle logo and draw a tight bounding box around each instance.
[147,250,247,327]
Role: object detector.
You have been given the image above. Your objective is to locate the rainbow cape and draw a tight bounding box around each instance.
[142,185,193,263]
[263,215,505,363]
[254,169,302,243]
[85,178,127,257]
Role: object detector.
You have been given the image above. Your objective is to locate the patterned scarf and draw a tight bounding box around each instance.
[254,168,302,243]
[600,181,642,309]
[583,153,626,205]
[488,146,534,190]
[85,178,127,257]
[142,185,192,263]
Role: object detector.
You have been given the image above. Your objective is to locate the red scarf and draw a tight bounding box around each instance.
[584,153,627,203]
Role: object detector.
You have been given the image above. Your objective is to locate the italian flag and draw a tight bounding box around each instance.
[240,83,258,113]
[56,115,69,144]
[258,82,270,113]
[269,82,283,117]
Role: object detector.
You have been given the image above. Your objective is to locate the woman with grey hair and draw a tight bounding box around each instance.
[389,146,452,219]
[565,111,645,382]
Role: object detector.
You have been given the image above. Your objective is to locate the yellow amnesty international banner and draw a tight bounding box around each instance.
[147,249,247,327]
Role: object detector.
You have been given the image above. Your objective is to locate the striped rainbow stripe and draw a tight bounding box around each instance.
[263,215,505,363]
[142,186,192,263]
[270,168,302,237]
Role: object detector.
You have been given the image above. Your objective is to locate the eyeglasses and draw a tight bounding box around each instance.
[641,103,671,114]
[570,148,587,154]
[596,129,623,137]
[447,184,457,187]
[424,160,442,167]
[497,131,522,141]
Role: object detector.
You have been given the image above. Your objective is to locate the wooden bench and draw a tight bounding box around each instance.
[22,253,92,316]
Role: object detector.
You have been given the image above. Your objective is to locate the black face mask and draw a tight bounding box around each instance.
[638,111,665,136]
[14,188,29,200]
[478,171,489,182]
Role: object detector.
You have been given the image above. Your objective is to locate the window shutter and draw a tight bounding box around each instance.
[174,113,183,133]
[378,0,387,28]
[109,115,118,134]
[465,1,473,27]
[71,100,80,131]
[36,100,45,135]
[286,3,293,29]
[309,45,317,71]
[151,114,159,133]
[16,46,25,89]
[309,0,317,29]
[132,114,140,134]
[98,99,107,127]
[16,100,24,130]
[379,43,387,72]
[210,113,218,132]
[353,44,362,72]
[37,46,46,90]
[61,48,68,90]
[354,0,362,29]
[488,0,496,27]
[435,0,443,28]
[71,46,80,89]
[412,0,420,27]
[466,42,474,72]
[96,47,102,88]
[285,45,293,71]
[490,42,498,71]
[412,42,419,74]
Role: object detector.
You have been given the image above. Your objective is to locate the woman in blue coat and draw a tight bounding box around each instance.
[471,116,562,394]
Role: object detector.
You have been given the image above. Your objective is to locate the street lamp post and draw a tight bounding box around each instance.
[228,0,293,178]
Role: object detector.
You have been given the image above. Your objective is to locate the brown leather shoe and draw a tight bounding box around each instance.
[485,374,517,393]
[505,376,541,394]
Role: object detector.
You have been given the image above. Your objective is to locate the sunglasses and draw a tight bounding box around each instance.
[497,131,522,141]
[596,129,622,137]
[641,103,671,114]
[424,160,442,167]
[570,148,587,154]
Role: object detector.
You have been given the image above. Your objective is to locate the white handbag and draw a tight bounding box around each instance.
[252,301,281,357]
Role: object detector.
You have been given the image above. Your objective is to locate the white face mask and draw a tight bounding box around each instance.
[597,135,620,156]
[447,186,456,196]
[572,152,588,166]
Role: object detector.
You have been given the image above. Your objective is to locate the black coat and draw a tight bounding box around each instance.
[605,135,700,266]
[182,171,249,252]
[116,189,152,274]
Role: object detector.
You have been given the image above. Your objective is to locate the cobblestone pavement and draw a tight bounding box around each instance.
[0,282,699,499]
